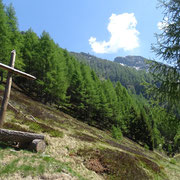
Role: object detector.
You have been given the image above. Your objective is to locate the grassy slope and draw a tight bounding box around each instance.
[0,84,179,180]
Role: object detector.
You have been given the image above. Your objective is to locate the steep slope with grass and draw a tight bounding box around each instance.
[0,83,179,180]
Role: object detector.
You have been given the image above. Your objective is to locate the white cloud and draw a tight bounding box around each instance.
[157,17,169,30]
[89,13,140,54]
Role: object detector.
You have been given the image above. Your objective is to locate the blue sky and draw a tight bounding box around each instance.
[3,0,164,61]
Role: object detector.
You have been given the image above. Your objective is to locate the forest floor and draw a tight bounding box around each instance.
[0,83,179,180]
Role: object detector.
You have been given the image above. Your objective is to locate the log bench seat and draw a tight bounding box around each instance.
[0,128,46,152]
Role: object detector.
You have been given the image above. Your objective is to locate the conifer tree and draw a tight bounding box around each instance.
[150,0,180,103]
[0,0,11,64]
[80,65,101,123]
[115,82,126,128]
[16,29,39,95]
[5,3,23,68]
[97,84,111,128]
[66,65,86,117]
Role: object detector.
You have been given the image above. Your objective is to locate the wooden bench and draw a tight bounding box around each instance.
[0,128,46,152]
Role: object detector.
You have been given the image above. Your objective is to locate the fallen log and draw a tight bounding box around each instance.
[28,139,46,153]
[0,128,46,152]
[0,128,44,143]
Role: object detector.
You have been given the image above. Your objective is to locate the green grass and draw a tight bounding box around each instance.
[28,121,64,137]
[0,158,20,175]
[170,158,177,165]
[5,117,64,138]
[0,149,85,180]
[0,84,5,91]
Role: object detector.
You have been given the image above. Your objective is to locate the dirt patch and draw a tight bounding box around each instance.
[85,158,107,173]
[77,148,153,180]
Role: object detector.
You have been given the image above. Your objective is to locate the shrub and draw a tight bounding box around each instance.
[111,125,123,140]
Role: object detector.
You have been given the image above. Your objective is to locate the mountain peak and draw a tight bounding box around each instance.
[114,55,149,70]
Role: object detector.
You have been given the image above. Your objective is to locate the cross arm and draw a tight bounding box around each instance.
[0,63,36,80]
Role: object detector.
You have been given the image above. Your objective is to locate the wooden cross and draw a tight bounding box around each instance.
[0,50,36,127]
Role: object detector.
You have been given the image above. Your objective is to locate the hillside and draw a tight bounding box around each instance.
[0,83,179,180]
[70,52,153,95]
[0,2,179,179]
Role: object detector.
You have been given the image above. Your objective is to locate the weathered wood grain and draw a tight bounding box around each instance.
[28,139,46,152]
[0,128,44,144]
[0,63,36,80]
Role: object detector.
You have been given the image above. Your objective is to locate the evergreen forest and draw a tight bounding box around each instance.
[0,0,179,156]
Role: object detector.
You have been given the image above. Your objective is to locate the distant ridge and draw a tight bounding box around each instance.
[71,52,151,71]
[114,56,151,70]
[70,52,153,95]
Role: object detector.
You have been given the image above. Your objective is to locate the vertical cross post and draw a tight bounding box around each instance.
[0,50,16,127]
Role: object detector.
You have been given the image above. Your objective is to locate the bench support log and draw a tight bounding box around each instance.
[0,128,46,152]
[28,139,46,153]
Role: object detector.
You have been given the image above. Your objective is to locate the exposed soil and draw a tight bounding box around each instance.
[77,148,163,180]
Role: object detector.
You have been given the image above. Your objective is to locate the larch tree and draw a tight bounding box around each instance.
[0,0,11,64]
[150,0,180,103]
